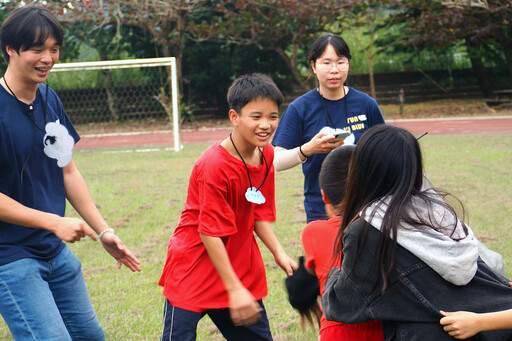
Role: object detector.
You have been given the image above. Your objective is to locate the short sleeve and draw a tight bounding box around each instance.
[367,99,385,126]
[272,104,304,149]
[195,159,238,237]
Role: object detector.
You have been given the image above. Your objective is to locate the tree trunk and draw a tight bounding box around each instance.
[97,49,120,121]
[367,21,377,100]
[465,38,495,97]
[497,29,512,84]
[488,0,512,82]
[368,56,377,100]
[275,47,308,91]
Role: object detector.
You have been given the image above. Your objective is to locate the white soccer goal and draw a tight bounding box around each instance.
[52,57,182,152]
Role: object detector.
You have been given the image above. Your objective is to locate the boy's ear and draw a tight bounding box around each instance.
[6,45,16,57]
[228,109,239,126]
[321,189,331,204]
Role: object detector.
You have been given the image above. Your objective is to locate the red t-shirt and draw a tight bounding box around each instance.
[159,142,276,312]
[302,216,382,339]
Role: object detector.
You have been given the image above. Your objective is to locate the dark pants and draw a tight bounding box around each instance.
[160,298,273,341]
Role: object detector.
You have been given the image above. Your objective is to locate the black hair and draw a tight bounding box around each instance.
[227,74,283,114]
[337,124,466,291]
[308,33,352,66]
[0,5,64,64]
[319,145,355,207]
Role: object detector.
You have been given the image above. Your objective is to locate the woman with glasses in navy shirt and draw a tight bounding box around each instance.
[272,33,385,223]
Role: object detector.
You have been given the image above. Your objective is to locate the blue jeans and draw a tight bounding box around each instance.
[0,246,105,340]
[160,299,273,341]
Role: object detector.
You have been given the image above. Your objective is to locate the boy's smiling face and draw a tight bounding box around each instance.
[230,98,279,149]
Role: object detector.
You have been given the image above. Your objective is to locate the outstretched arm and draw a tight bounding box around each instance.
[254,220,297,276]
[63,160,141,272]
[200,233,262,326]
[274,132,343,171]
[440,309,512,339]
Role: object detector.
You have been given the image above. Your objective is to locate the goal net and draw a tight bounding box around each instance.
[51,57,182,151]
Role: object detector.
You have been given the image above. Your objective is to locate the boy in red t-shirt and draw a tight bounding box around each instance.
[159,74,297,340]
[292,145,383,340]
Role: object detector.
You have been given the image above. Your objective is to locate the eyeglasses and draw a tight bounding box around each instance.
[316,60,350,72]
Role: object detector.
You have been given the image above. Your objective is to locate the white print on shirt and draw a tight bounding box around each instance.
[43,119,75,167]
[347,115,367,131]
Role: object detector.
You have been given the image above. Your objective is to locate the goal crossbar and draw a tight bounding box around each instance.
[53,57,182,152]
[52,57,176,72]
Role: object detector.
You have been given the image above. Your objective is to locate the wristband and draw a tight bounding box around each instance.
[98,228,114,240]
[299,145,310,159]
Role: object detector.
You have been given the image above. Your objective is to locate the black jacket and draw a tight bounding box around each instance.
[322,218,512,340]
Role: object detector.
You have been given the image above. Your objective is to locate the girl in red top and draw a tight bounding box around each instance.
[300,145,383,340]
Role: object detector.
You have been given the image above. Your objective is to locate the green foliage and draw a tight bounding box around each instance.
[50,66,158,90]
[342,27,472,74]
[0,2,15,73]
[49,42,164,91]
[182,41,293,114]
[395,0,511,75]
[180,99,198,123]
[65,21,157,61]
[190,0,344,87]
[1,0,509,111]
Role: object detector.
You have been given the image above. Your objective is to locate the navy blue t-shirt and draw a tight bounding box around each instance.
[272,88,384,222]
[0,84,80,265]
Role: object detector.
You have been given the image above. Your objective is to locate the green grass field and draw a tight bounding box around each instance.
[0,133,511,340]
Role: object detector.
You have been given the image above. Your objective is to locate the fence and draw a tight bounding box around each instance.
[348,69,484,104]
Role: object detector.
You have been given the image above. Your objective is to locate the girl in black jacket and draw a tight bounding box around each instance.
[322,124,512,341]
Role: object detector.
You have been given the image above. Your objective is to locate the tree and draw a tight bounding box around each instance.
[181,39,292,117]
[0,2,15,73]
[455,0,512,86]
[335,0,403,99]
[62,20,157,121]
[397,0,512,95]
[49,0,209,95]
[189,0,344,89]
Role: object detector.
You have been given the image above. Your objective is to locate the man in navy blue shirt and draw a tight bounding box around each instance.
[0,5,141,339]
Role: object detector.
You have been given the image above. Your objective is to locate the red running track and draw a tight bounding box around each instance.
[75,116,512,150]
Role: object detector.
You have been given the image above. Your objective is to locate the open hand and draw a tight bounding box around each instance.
[100,232,141,272]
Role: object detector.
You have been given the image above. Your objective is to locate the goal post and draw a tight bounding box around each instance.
[52,57,182,152]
